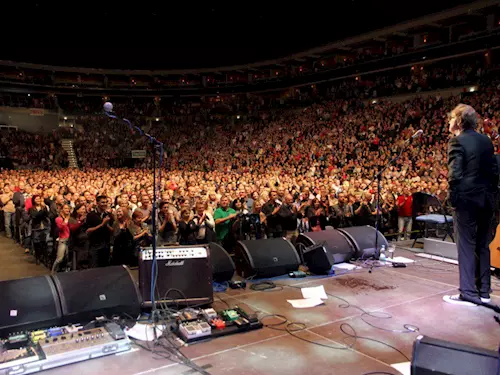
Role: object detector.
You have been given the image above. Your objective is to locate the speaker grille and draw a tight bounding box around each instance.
[412,336,499,375]
[338,226,388,258]
[234,238,300,278]
[53,265,141,324]
[139,245,213,306]
[0,275,62,336]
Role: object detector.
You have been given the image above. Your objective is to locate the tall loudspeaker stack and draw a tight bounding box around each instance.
[411,335,499,375]
[52,265,142,325]
[234,238,300,278]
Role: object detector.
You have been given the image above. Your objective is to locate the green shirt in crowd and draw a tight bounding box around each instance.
[213,207,237,241]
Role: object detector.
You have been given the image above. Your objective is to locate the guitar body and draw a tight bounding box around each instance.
[489,224,500,274]
[481,128,500,275]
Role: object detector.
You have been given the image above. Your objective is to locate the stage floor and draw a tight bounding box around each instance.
[0,236,498,375]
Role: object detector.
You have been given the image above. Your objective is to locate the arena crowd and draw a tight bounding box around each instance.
[0,61,498,273]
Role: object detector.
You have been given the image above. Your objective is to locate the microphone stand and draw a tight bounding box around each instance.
[372,138,415,263]
[104,111,164,333]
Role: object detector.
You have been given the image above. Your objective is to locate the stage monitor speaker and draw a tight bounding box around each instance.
[295,230,355,271]
[0,275,62,337]
[209,242,235,282]
[338,226,388,259]
[52,265,141,325]
[139,245,213,307]
[234,238,300,278]
[411,335,499,375]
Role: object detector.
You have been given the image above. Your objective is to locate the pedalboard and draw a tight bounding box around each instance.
[175,305,262,343]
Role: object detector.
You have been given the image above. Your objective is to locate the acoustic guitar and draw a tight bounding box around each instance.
[489,225,500,276]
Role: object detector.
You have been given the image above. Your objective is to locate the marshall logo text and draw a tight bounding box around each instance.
[165,260,185,266]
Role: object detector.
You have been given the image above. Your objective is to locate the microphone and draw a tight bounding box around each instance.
[405,129,423,143]
[103,102,113,113]
[411,129,423,139]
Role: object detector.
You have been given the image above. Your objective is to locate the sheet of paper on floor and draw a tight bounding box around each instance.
[287,298,325,308]
[125,323,166,341]
[301,285,328,300]
[391,361,411,375]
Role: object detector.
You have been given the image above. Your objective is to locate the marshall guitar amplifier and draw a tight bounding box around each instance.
[139,245,213,307]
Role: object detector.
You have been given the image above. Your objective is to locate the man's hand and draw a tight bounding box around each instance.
[272,206,281,215]
[102,216,111,224]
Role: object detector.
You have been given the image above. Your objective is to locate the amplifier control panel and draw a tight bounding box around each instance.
[141,247,208,260]
[38,328,114,357]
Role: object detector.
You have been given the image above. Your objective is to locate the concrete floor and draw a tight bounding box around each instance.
[0,235,499,375]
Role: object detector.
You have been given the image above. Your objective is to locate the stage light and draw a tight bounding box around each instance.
[236,115,240,119]
[156,118,160,121]
[469,87,476,92]
[372,100,377,104]
[64,117,68,120]
[27,94,30,97]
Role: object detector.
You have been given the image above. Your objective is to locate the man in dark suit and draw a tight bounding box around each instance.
[443,104,498,306]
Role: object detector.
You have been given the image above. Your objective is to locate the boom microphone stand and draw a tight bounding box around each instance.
[103,105,164,327]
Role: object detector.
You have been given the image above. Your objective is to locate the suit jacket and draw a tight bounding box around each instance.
[448,129,498,209]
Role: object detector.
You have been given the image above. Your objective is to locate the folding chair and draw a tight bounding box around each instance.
[412,192,454,248]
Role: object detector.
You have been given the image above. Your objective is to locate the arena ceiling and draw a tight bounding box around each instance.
[1,0,482,70]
